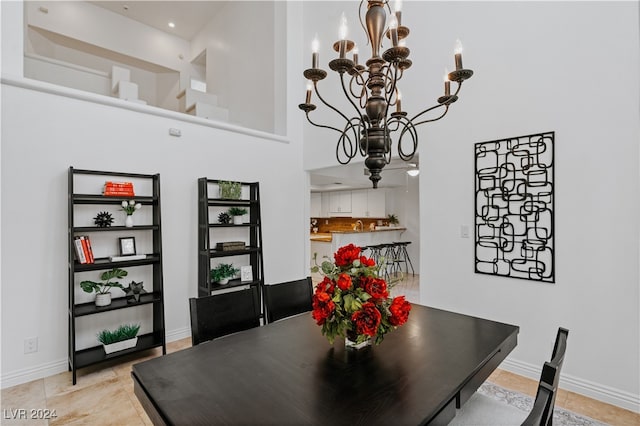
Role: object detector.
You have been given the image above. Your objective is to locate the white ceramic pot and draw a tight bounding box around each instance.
[217,278,230,285]
[95,293,112,307]
[103,337,138,354]
[233,216,243,225]
[125,215,134,228]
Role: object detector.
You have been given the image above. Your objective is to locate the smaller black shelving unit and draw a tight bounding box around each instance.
[198,178,264,314]
[68,167,166,385]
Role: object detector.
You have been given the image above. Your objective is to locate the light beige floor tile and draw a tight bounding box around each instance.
[47,377,143,426]
[118,375,153,426]
[166,337,191,353]
[43,366,116,399]
[1,380,48,425]
[563,391,640,426]
[489,369,538,398]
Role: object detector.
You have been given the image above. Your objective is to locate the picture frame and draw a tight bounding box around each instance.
[119,237,137,256]
[240,265,253,282]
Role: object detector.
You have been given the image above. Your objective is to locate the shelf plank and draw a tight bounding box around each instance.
[74,333,163,369]
[72,254,160,271]
[73,225,158,232]
[208,279,261,293]
[207,223,259,228]
[73,292,162,317]
[206,247,260,258]
[71,194,156,205]
[206,199,258,207]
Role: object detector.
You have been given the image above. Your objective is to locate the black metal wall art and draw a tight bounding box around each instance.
[475,131,554,282]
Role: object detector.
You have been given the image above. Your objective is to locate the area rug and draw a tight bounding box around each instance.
[476,382,610,426]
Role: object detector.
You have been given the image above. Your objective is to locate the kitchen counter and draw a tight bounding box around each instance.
[330,227,406,234]
[310,228,406,267]
[310,233,332,242]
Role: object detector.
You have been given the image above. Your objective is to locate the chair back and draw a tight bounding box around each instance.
[264,277,313,323]
[550,327,569,368]
[189,286,260,345]
[521,362,559,426]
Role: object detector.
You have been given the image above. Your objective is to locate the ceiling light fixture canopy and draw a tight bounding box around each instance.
[299,0,473,188]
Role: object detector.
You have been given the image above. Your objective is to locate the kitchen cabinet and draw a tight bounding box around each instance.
[329,191,352,216]
[351,189,386,218]
[310,192,323,217]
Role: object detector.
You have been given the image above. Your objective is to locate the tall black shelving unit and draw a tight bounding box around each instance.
[197,178,264,316]
[68,167,166,385]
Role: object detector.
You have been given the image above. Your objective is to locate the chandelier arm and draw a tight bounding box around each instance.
[336,118,362,164]
[348,71,368,101]
[395,117,419,160]
[409,105,450,127]
[314,83,360,144]
[339,73,367,127]
[382,64,400,120]
[304,112,353,136]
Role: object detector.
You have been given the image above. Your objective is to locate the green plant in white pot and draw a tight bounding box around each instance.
[228,207,248,225]
[80,268,127,306]
[98,323,140,354]
[210,263,239,285]
[387,214,400,226]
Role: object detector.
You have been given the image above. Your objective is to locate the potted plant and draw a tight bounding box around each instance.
[219,181,242,199]
[97,323,140,354]
[387,214,399,226]
[227,207,248,225]
[80,268,127,306]
[210,263,239,285]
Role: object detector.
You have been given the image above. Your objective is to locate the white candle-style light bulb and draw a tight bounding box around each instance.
[338,13,349,58]
[353,45,359,65]
[396,89,402,112]
[305,80,313,104]
[395,0,403,26]
[311,35,319,68]
[389,15,399,47]
[443,68,451,96]
[339,13,348,40]
[454,39,464,70]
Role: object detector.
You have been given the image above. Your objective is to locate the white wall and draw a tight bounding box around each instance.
[1,1,306,388]
[301,0,640,411]
[191,1,279,134]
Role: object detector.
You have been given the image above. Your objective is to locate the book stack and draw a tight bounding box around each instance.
[215,241,246,251]
[103,181,135,197]
[74,235,95,264]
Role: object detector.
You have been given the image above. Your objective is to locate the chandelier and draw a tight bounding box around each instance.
[299,0,473,188]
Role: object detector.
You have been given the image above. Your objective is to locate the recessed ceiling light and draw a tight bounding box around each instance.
[407,169,420,177]
[168,22,176,28]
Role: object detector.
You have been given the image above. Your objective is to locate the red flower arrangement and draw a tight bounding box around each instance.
[311,244,412,346]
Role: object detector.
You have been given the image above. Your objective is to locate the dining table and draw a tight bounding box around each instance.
[132,304,519,425]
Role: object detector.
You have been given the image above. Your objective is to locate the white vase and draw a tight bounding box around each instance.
[103,337,138,354]
[95,293,111,307]
[217,278,230,285]
[125,215,134,228]
[233,216,243,225]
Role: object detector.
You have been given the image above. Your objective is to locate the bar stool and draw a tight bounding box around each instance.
[393,241,415,276]
[366,244,386,276]
[380,243,401,279]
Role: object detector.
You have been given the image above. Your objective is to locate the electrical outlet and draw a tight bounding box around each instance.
[460,225,470,238]
[24,337,38,354]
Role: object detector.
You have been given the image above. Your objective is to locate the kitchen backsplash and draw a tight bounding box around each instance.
[311,217,388,233]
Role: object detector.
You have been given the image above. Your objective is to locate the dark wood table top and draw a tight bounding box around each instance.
[132,304,518,426]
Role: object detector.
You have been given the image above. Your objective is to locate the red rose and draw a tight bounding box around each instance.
[389,296,412,326]
[362,277,388,301]
[351,302,382,336]
[336,273,352,291]
[359,256,375,267]
[312,292,335,325]
[315,276,335,295]
[334,244,361,267]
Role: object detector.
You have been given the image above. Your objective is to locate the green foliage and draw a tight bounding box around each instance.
[210,263,239,282]
[97,323,140,345]
[227,207,248,216]
[387,213,399,225]
[219,181,242,199]
[80,268,127,294]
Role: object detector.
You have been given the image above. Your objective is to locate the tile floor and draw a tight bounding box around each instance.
[2,275,638,425]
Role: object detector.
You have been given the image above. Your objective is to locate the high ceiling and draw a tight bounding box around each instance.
[89,1,223,40]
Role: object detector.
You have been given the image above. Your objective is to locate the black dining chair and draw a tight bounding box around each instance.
[450,327,569,426]
[263,277,313,323]
[189,286,261,346]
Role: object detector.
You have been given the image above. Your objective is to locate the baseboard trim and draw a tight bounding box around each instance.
[1,328,192,389]
[502,357,640,413]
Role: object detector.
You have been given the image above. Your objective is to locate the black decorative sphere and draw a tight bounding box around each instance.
[94,211,114,227]
[218,212,231,224]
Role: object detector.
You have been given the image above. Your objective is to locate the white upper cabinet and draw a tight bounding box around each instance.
[329,191,352,216]
[310,192,323,217]
[351,189,386,218]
